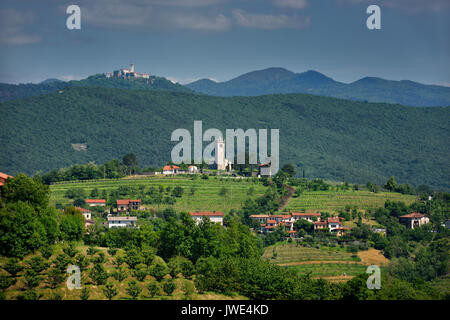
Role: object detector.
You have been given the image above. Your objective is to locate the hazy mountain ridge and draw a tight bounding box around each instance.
[187,68,450,107]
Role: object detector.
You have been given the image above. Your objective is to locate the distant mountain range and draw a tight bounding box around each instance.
[2,67,449,107]
[186,67,450,107]
[0,74,191,102]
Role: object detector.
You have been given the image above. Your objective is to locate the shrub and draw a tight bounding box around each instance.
[147,281,160,298]
[126,280,142,299]
[162,279,176,296]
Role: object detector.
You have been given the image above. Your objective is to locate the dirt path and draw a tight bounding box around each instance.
[279,185,295,211]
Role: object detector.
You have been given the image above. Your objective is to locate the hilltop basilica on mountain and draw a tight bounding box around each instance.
[105,63,150,79]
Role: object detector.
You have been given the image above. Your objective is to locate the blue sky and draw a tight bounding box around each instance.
[0,0,448,86]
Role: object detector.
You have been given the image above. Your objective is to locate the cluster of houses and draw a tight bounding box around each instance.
[250,212,352,237]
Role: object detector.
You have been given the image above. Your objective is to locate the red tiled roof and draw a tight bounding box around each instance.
[400,212,425,219]
[250,215,270,218]
[267,219,276,224]
[75,207,91,213]
[315,221,327,225]
[85,199,106,203]
[292,212,321,217]
[272,215,291,219]
[328,217,341,223]
[288,230,296,233]
[163,165,180,171]
[189,211,224,217]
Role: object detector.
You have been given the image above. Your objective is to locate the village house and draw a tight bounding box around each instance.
[189,211,224,226]
[314,221,328,231]
[74,207,95,230]
[399,212,430,229]
[331,226,352,237]
[162,165,180,175]
[291,212,321,223]
[117,199,141,212]
[75,207,92,220]
[327,217,342,232]
[107,215,138,228]
[85,199,106,207]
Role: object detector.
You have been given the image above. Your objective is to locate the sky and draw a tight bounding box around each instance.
[0,0,449,86]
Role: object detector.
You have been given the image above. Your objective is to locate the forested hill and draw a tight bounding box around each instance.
[186,67,450,107]
[1,87,449,189]
[0,74,192,102]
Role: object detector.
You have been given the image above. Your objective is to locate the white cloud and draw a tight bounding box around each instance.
[232,9,310,30]
[167,12,231,31]
[272,0,308,10]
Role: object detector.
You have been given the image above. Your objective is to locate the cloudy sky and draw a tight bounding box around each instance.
[0,0,448,86]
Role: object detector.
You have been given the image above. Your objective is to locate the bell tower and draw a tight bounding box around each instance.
[215,138,226,170]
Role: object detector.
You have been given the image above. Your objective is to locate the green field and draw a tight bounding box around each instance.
[49,176,267,213]
[262,243,360,264]
[50,176,418,214]
[286,190,417,213]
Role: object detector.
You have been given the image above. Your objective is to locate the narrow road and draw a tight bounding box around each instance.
[279,185,295,211]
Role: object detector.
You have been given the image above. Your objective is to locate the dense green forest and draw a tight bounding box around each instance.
[187,67,450,107]
[0,74,191,103]
[1,86,449,189]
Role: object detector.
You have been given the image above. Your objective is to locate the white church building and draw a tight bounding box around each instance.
[210,137,231,171]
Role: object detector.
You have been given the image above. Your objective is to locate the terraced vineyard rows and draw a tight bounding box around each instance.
[286,190,416,212]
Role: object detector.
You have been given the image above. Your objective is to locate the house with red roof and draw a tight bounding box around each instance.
[117,199,141,212]
[399,212,430,229]
[85,199,106,207]
[162,165,180,175]
[189,211,224,225]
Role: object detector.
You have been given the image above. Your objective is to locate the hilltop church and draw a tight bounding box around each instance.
[211,138,232,171]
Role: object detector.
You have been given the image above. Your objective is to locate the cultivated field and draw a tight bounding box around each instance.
[285,190,417,213]
[263,243,388,281]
